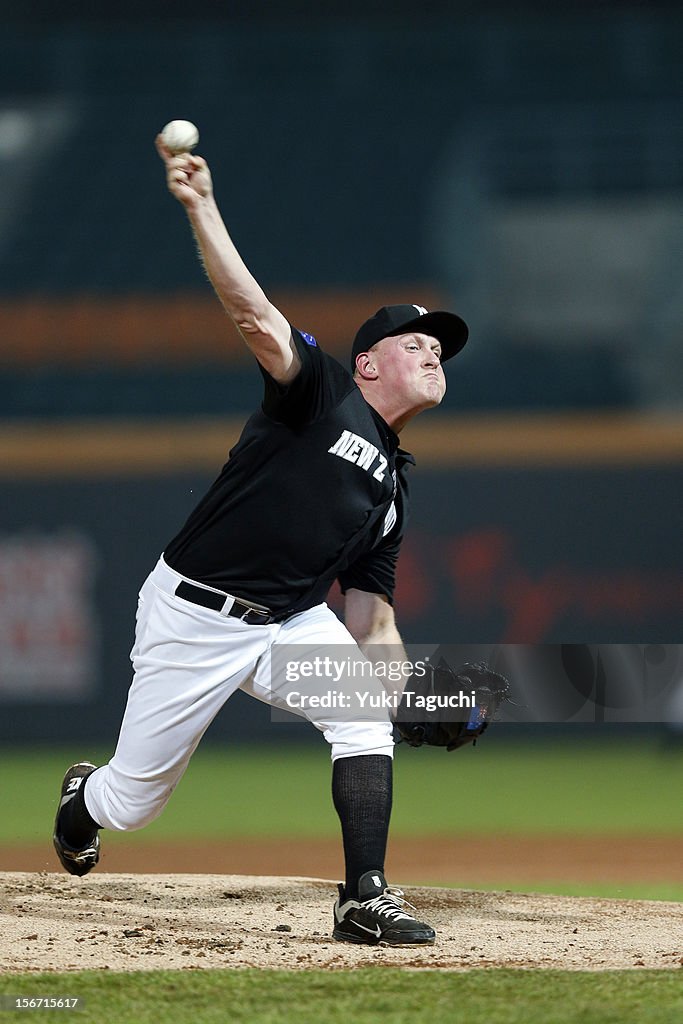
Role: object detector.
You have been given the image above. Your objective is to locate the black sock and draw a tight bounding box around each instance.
[331,754,392,900]
[58,779,101,847]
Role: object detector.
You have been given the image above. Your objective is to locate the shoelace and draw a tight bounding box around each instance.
[362,886,418,922]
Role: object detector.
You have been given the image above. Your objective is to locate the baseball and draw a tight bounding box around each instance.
[160,119,199,154]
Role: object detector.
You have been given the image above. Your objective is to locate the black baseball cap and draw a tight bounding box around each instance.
[351,304,469,371]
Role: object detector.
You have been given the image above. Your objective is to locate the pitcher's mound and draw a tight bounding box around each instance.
[1,872,680,972]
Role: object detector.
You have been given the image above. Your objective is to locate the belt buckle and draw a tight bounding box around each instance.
[237,603,271,626]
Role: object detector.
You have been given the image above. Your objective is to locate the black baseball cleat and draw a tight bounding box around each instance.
[333,869,436,946]
[53,762,101,877]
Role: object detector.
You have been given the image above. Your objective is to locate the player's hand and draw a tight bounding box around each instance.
[155,135,213,209]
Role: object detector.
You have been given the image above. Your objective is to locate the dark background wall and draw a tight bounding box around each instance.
[1,5,681,414]
[1,458,680,742]
[1,4,681,741]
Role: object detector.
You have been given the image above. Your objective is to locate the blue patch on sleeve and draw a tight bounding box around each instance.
[300,331,318,347]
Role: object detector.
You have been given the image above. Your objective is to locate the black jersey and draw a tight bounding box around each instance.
[163,327,415,618]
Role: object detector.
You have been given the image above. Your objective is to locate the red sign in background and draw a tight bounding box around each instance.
[0,462,681,740]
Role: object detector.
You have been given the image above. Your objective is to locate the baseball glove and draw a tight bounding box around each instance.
[395,660,510,752]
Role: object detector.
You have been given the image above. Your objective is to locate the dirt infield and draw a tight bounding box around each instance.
[3,833,682,887]
[1,872,681,973]
[2,835,681,973]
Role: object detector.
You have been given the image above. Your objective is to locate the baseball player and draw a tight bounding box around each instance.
[52,135,469,946]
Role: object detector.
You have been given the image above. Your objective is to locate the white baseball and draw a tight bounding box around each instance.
[161,120,199,154]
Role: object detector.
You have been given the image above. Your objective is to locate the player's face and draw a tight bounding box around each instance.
[372,333,446,409]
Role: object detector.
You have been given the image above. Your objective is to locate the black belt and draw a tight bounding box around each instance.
[174,580,274,625]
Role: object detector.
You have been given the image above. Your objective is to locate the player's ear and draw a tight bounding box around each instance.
[355,353,378,380]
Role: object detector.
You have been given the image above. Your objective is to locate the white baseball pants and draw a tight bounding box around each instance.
[84,556,394,833]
